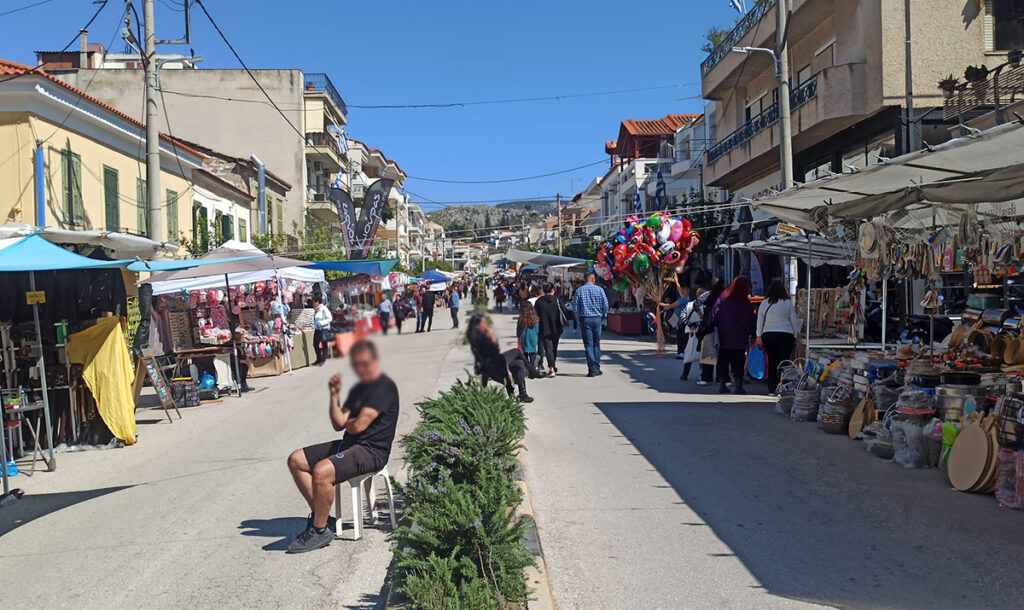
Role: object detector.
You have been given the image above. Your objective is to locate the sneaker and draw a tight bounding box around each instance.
[676,354,686,360]
[548,369,557,377]
[287,526,334,554]
[718,384,730,394]
[586,371,596,378]
[594,370,603,376]
[519,393,535,403]
[305,513,337,533]
[696,380,710,386]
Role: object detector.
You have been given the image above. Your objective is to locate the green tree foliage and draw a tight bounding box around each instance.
[701,26,732,54]
[394,378,533,609]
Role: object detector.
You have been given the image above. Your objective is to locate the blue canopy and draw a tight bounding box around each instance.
[418,269,451,283]
[308,259,399,276]
[0,234,129,272]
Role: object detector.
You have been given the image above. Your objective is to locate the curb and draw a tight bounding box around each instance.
[515,458,557,610]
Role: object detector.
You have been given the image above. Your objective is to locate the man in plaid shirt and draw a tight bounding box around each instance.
[573,273,609,376]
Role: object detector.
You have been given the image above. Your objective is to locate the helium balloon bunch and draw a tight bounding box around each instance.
[590,213,700,292]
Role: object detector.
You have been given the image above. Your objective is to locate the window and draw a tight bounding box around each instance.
[193,202,208,250]
[61,149,84,228]
[816,40,836,68]
[866,130,897,165]
[797,65,812,86]
[136,178,148,236]
[992,0,1024,50]
[166,189,178,242]
[103,166,119,232]
[266,198,274,235]
[238,218,248,242]
[745,95,766,122]
[220,211,234,241]
[803,158,833,182]
[275,199,284,235]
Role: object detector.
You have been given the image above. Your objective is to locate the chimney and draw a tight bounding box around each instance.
[79,29,88,68]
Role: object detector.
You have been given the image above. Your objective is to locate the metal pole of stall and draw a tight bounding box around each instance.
[29,271,55,471]
[805,236,813,351]
[225,274,242,397]
[1,402,9,495]
[881,279,888,355]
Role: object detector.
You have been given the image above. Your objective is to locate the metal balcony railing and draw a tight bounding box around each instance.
[306,184,333,203]
[707,76,817,163]
[305,131,342,157]
[303,73,348,115]
[942,64,1024,122]
[701,0,777,76]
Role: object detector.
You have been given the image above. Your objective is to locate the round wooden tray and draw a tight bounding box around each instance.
[948,423,992,492]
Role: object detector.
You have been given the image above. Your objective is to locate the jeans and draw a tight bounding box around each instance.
[313,328,327,363]
[541,335,560,370]
[761,331,796,391]
[580,316,603,373]
[450,307,459,328]
[379,311,391,335]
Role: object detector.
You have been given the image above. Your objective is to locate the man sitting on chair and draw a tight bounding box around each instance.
[285,340,400,553]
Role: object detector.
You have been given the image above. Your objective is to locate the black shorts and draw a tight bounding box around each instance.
[303,441,386,484]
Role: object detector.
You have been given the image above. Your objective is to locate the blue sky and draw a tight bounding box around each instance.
[0,0,738,212]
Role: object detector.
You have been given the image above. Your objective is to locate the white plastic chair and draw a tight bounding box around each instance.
[334,465,397,540]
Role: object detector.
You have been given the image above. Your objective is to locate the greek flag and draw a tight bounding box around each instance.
[633,187,643,214]
[655,165,667,210]
[730,0,746,14]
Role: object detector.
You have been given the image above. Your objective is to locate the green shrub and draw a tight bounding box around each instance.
[394,377,533,609]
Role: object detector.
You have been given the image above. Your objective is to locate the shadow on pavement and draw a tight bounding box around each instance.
[239,516,306,551]
[0,486,132,538]
[594,399,1024,608]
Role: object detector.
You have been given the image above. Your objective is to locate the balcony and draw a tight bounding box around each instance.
[701,0,777,76]
[305,130,344,171]
[943,64,1024,123]
[303,73,347,116]
[708,77,818,164]
[305,184,337,222]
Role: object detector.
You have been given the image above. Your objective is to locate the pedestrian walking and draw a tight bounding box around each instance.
[534,281,564,376]
[517,301,544,376]
[573,272,609,377]
[413,287,424,332]
[393,293,408,334]
[312,296,332,366]
[659,285,691,360]
[448,286,461,329]
[378,292,393,335]
[756,280,801,395]
[419,288,436,332]
[494,284,506,312]
[708,276,756,395]
[695,277,724,385]
[677,287,704,381]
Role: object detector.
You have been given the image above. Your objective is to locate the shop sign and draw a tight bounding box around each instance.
[25,290,45,305]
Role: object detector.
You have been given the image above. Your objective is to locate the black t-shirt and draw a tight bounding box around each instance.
[422,291,436,309]
[339,374,400,459]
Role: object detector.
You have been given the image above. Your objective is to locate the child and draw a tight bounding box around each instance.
[517,302,545,378]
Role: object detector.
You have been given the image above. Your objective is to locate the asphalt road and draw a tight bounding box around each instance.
[0,324,463,609]
[500,310,1024,610]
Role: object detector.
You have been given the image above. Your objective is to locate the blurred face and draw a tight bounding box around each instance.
[350,350,380,383]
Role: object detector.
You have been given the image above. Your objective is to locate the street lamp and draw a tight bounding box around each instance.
[731,41,793,188]
[732,46,780,76]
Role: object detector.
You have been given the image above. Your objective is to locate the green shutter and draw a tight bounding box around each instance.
[166,189,178,242]
[103,166,119,232]
[275,200,284,235]
[62,150,83,228]
[238,218,247,242]
[136,178,148,236]
[266,198,274,235]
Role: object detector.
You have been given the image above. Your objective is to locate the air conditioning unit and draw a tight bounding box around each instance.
[312,193,327,202]
[313,161,323,173]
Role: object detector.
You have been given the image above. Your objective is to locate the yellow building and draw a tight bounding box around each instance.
[0,58,203,242]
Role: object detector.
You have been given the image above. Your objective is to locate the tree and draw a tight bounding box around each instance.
[700,26,732,54]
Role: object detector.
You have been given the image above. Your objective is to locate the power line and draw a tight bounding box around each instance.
[0,0,110,85]
[406,159,607,185]
[0,0,53,18]
[192,0,308,144]
[346,83,699,109]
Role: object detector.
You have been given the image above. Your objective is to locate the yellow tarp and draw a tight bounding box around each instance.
[67,317,137,445]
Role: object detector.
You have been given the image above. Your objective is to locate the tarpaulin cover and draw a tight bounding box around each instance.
[0,235,129,271]
[419,269,452,283]
[143,247,325,295]
[308,259,399,276]
[67,317,137,445]
[505,248,587,266]
[127,255,264,272]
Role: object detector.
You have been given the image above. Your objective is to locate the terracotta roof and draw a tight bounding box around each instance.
[0,58,205,160]
[620,114,700,137]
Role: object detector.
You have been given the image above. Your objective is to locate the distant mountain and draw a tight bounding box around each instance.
[426,200,557,236]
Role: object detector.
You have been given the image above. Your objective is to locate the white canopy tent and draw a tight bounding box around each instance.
[0,222,178,259]
[505,248,587,267]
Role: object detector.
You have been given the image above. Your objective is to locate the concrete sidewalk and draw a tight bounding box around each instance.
[0,326,463,609]
[493,309,1024,609]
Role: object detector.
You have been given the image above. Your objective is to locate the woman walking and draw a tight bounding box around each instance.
[757,280,801,395]
[678,287,704,381]
[708,276,756,395]
[534,281,565,376]
[393,292,408,334]
[517,301,545,377]
[695,277,725,386]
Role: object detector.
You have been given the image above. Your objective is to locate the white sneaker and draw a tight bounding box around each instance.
[676,354,685,360]
[696,380,709,386]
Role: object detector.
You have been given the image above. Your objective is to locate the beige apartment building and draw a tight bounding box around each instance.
[701,0,1005,196]
[0,59,200,241]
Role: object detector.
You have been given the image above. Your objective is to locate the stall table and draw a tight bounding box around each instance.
[607,312,643,335]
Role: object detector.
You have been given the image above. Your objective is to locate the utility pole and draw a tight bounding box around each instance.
[776,0,794,189]
[143,0,162,240]
[903,0,915,153]
[556,193,563,256]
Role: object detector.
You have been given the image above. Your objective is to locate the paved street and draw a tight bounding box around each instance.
[0,327,464,609]
[487,311,1024,610]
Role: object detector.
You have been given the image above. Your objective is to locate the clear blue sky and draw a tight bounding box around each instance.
[0,0,738,212]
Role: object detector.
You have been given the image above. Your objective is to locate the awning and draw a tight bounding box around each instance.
[506,248,587,266]
[143,247,324,295]
[0,235,129,271]
[418,269,452,283]
[0,222,178,259]
[308,259,399,276]
[725,234,855,268]
[126,255,265,272]
[752,121,1024,230]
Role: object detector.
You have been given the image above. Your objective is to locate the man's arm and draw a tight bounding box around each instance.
[328,373,350,432]
[344,406,382,435]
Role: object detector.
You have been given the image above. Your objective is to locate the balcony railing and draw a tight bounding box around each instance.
[701,0,777,76]
[306,184,333,203]
[303,73,348,115]
[942,64,1024,122]
[707,76,817,164]
[305,130,342,157]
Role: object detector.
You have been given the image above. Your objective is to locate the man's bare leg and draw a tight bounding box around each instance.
[311,460,336,528]
[287,449,315,510]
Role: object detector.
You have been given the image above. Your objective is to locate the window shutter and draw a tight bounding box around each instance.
[985,0,994,52]
[137,178,148,236]
[61,151,71,225]
[166,189,178,242]
[103,166,119,232]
